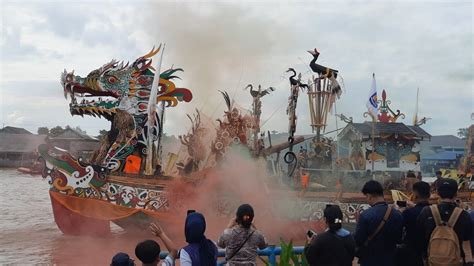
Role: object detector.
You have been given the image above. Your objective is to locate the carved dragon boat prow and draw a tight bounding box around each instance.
[39,46,193,236]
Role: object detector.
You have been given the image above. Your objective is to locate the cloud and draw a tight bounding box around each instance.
[0,0,472,138]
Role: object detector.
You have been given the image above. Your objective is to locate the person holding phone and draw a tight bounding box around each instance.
[396,181,430,266]
[217,204,268,265]
[305,205,355,266]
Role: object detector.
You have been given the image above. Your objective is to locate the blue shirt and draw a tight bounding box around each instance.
[402,201,429,251]
[354,202,403,266]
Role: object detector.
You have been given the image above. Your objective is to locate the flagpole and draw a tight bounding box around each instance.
[364,73,377,176]
[371,73,376,175]
[145,44,165,176]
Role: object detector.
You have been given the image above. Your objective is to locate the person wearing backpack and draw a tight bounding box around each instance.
[416,178,473,265]
[354,180,403,266]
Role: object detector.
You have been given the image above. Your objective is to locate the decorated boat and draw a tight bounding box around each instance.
[39,46,472,238]
[39,46,194,236]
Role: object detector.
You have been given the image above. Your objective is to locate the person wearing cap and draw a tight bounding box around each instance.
[304,205,355,266]
[111,252,135,266]
[180,212,217,266]
[217,204,268,265]
[416,178,473,263]
[354,180,403,266]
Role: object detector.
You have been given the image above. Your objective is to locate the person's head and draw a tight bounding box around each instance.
[324,205,343,232]
[435,170,442,178]
[185,212,206,244]
[236,204,254,229]
[437,178,458,199]
[184,212,218,265]
[406,171,416,178]
[361,180,384,205]
[111,252,134,266]
[412,181,430,202]
[135,240,160,266]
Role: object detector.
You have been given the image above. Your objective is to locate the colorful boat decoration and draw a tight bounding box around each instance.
[39,46,473,238]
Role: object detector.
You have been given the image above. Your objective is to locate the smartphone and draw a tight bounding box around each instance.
[187,209,196,215]
[455,199,461,207]
[396,201,407,207]
[307,230,316,238]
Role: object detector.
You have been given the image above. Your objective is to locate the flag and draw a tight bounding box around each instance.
[366,73,378,117]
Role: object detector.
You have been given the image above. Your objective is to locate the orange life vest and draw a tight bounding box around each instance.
[301,174,309,188]
[124,154,141,174]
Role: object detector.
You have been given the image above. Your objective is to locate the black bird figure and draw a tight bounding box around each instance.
[308,48,339,79]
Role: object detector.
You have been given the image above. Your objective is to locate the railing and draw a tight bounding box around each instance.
[160,246,305,265]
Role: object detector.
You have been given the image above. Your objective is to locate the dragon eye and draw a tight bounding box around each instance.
[107,76,118,84]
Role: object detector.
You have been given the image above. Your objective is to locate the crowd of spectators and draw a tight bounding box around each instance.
[111,178,474,266]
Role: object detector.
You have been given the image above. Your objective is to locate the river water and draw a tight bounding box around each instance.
[0,169,152,265]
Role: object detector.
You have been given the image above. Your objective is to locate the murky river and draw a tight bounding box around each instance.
[0,169,152,265]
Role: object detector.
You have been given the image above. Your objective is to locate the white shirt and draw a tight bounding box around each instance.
[179,249,192,266]
[161,255,175,266]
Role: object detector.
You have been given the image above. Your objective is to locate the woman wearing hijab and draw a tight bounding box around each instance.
[180,212,218,266]
[217,204,268,265]
[305,205,356,266]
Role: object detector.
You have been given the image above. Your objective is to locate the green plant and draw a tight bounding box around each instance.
[258,239,309,266]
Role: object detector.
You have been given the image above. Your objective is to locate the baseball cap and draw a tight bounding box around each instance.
[111,252,134,266]
[437,178,458,199]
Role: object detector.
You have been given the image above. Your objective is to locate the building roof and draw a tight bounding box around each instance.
[407,126,431,140]
[0,126,32,134]
[0,133,46,153]
[49,128,97,141]
[339,122,431,140]
[423,135,465,148]
[423,150,459,161]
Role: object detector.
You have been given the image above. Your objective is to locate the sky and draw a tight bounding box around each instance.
[0,0,472,139]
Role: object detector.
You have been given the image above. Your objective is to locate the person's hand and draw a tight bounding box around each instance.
[150,222,164,237]
[406,201,415,208]
[227,217,237,229]
[306,233,316,243]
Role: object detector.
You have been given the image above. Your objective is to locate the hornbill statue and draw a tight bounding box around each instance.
[308,48,339,79]
[307,48,342,97]
[286,68,309,90]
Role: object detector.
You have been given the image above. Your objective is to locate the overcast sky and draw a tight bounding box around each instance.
[1,0,472,138]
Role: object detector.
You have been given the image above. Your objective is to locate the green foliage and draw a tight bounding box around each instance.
[49,126,64,136]
[97,129,109,140]
[457,128,468,139]
[37,127,49,135]
[259,239,309,266]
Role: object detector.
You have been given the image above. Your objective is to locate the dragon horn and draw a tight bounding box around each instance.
[142,44,162,59]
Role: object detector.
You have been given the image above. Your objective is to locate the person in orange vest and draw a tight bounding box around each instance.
[124,151,142,174]
[301,171,310,191]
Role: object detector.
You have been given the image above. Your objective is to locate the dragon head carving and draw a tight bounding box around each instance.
[61,47,192,121]
[58,46,193,171]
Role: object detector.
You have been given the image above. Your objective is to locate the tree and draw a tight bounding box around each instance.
[457,128,468,139]
[50,126,64,136]
[75,126,87,134]
[97,129,109,141]
[37,127,49,135]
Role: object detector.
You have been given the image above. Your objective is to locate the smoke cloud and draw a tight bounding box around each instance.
[142,2,296,135]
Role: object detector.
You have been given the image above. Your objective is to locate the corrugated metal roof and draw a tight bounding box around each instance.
[343,122,429,138]
[0,126,32,134]
[49,128,96,140]
[0,133,46,152]
[422,150,459,161]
